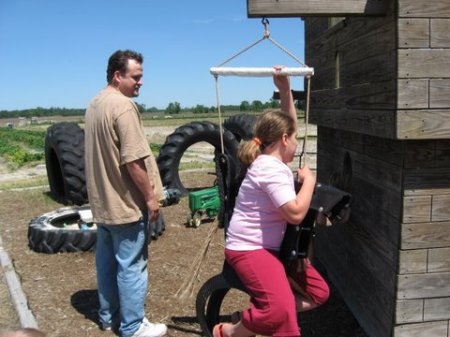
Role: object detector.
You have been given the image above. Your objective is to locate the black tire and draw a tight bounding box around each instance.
[157,121,239,196]
[196,274,231,337]
[215,114,255,227]
[28,206,96,254]
[28,207,166,254]
[45,122,88,205]
[196,266,248,337]
[223,114,257,142]
[214,154,242,229]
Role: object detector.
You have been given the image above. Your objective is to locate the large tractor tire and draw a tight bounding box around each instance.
[28,206,96,254]
[223,114,257,142]
[45,122,87,205]
[157,121,239,197]
[28,206,167,253]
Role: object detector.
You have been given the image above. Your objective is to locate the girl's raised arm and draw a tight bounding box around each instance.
[273,66,297,129]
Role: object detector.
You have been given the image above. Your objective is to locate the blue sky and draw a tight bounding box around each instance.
[0,0,305,111]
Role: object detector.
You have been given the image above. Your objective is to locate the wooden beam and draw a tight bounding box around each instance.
[247,0,388,17]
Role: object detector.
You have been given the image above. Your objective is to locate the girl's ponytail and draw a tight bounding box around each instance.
[238,138,261,168]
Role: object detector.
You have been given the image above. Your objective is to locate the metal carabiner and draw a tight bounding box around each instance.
[261,17,270,38]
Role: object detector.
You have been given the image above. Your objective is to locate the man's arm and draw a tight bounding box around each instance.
[126,158,160,222]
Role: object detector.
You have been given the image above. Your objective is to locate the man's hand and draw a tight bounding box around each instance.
[147,199,160,223]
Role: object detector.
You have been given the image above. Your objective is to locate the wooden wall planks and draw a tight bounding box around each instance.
[398,50,450,78]
[399,0,450,17]
[397,110,450,139]
[393,321,449,337]
[397,272,450,299]
[398,19,430,48]
[299,1,450,336]
[397,15,450,140]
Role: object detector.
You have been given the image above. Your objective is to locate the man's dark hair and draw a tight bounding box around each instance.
[106,49,143,83]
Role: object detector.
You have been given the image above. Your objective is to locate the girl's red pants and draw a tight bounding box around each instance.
[225,248,329,337]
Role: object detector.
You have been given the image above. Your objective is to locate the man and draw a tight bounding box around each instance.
[84,49,167,337]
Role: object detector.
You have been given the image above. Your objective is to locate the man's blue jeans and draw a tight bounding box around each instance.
[96,213,149,337]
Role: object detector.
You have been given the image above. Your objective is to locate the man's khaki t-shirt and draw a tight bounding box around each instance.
[84,88,164,225]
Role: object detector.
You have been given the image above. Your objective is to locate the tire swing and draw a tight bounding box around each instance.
[195,18,315,336]
[216,114,257,228]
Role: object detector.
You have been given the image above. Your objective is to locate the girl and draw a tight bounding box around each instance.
[214,68,329,337]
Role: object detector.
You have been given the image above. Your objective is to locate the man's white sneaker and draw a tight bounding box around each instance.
[130,318,167,337]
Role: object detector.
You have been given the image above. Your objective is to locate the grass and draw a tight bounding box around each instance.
[179,160,215,171]
[0,176,48,191]
[140,111,251,126]
[0,128,46,168]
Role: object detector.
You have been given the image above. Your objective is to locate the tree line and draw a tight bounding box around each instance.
[158,98,281,115]
[0,99,281,119]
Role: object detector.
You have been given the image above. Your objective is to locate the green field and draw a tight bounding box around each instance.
[0,111,253,169]
[0,111,314,191]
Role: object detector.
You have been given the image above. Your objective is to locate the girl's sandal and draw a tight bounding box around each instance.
[213,323,225,337]
[228,314,256,337]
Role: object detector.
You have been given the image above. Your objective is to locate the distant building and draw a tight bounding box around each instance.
[18,117,27,126]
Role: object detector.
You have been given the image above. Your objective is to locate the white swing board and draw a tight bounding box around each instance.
[210,67,314,77]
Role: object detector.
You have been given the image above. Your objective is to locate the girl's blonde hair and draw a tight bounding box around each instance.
[238,110,296,168]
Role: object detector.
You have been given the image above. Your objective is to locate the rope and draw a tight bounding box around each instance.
[214,75,225,155]
[267,35,308,68]
[215,19,306,69]
[299,76,312,168]
[216,36,267,68]
[215,18,268,68]
[212,17,313,165]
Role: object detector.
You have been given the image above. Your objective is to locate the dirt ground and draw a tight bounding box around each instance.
[0,169,369,337]
[0,120,367,336]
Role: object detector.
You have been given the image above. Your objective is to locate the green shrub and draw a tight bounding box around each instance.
[0,128,46,167]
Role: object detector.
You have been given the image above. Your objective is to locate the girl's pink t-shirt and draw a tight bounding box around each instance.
[225,154,296,251]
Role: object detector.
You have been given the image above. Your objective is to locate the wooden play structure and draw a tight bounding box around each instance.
[248,1,450,337]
